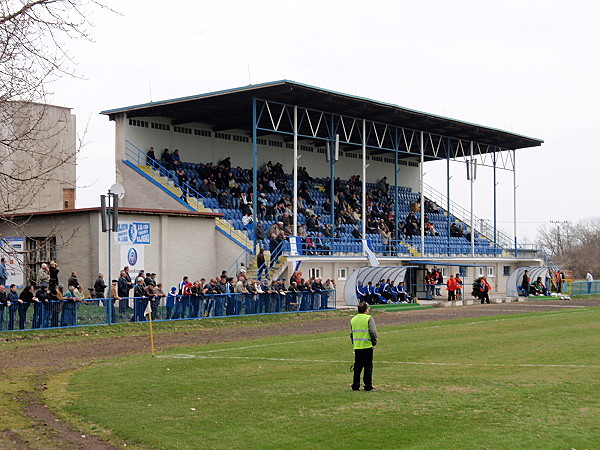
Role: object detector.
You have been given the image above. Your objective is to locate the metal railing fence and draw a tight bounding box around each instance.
[0,290,336,332]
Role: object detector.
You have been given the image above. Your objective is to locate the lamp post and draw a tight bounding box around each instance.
[101,183,125,324]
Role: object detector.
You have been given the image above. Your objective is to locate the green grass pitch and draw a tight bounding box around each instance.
[50,308,600,449]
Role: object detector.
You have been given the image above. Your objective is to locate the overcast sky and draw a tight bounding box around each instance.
[49,0,600,243]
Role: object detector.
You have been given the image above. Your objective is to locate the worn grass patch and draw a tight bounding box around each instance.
[48,308,600,449]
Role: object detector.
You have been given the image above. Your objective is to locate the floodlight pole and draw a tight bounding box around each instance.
[101,191,118,325]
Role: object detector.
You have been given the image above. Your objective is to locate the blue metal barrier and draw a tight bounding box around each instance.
[0,290,336,332]
[570,281,599,296]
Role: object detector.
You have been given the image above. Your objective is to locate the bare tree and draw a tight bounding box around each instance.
[0,0,109,216]
[537,218,600,278]
[0,0,108,276]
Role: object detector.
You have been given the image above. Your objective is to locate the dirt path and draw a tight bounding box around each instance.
[3,299,598,449]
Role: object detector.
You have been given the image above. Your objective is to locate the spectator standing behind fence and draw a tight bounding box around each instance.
[133,277,147,321]
[62,285,78,327]
[0,257,8,286]
[38,263,50,286]
[94,273,107,299]
[586,270,593,294]
[68,272,79,291]
[49,261,60,290]
[7,284,18,330]
[166,287,177,319]
[118,271,129,313]
[0,285,8,331]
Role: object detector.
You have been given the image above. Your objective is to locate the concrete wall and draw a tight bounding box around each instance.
[1,102,76,214]
[0,210,230,294]
[116,160,189,211]
[283,257,542,304]
[115,113,420,191]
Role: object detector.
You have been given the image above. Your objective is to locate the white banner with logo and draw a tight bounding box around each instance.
[114,221,151,245]
[0,237,25,287]
[120,245,145,273]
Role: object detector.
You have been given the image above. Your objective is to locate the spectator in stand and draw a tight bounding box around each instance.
[351,226,361,240]
[177,169,189,203]
[255,220,266,243]
[198,179,210,197]
[161,148,173,169]
[172,149,181,164]
[146,147,157,168]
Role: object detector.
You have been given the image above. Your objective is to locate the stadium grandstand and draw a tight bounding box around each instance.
[101,80,544,301]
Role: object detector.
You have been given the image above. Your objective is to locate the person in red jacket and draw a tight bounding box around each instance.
[480,276,492,304]
[446,274,457,301]
[455,273,463,300]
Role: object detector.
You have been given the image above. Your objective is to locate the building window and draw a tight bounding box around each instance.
[338,267,348,280]
[63,188,75,209]
[487,266,495,277]
[503,266,510,277]
[308,267,322,279]
[459,266,467,278]
[25,237,57,286]
[478,267,485,277]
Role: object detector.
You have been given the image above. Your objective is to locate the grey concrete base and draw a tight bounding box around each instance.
[463,299,474,306]
[491,298,504,304]
[516,297,526,302]
[452,300,464,306]
[437,301,452,307]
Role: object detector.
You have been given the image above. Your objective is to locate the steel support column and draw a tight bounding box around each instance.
[513,149,518,257]
[493,149,497,256]
[293,105,298,237]
[329,116,335,238]
[420,130,425,255]
[252,98,258,251]
[394,128,399,244]
[447,138,451,256]
[470,141,475,257]
[362,119,367,240]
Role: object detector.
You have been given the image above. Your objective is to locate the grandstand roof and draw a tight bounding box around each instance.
[101,80,543,151]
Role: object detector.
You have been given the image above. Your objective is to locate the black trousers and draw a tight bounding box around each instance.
[352,347,373,390]
[480,291,490,303]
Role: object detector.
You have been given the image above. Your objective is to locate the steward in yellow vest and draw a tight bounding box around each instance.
[350,302,378,391]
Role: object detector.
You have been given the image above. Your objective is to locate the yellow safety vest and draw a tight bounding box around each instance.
[351,313,372,350]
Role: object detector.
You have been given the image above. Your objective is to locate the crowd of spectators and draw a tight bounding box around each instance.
[0,262,336,331]
[145,148,474,252]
